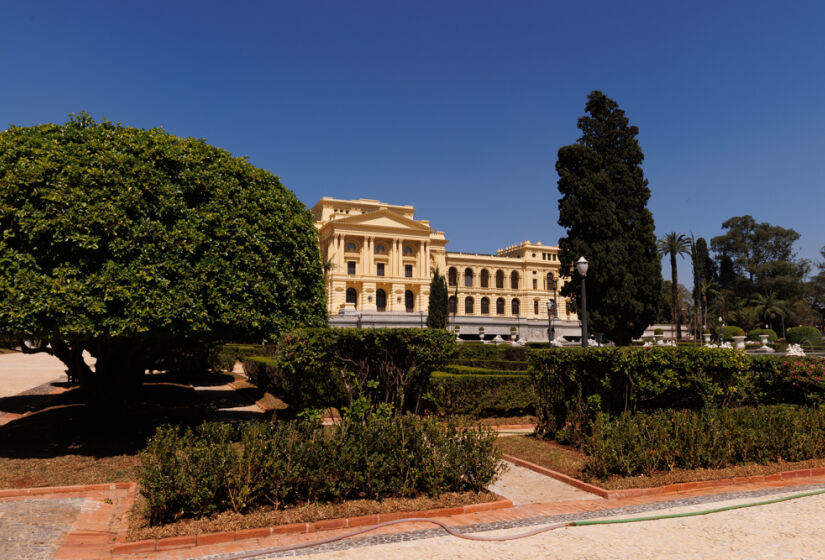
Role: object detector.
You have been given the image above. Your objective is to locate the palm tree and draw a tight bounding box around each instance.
[658,232,691,340]
[750,292,789,338]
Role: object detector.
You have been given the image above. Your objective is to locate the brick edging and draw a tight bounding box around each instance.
[0,481,134,499]
[501,454,825,500]
[111,498,513,555]
[502,454,610,498]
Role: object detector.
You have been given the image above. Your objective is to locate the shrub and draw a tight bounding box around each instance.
[653,328,664,335]
[584,405,825,479]
[258,328,455,413]
[455,344,528,362]
[717,326,745,340]
[447,359,529,371]
[425,373,536,416]
[441,364,527,376]
[787,326,822,346]
[530,347,754,443]
[212,343,265,372]
[747,329,778,342]
[139,415,503,524]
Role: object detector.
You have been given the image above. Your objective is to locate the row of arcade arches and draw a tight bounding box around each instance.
[346,287,415,312]
[449,296,520,316]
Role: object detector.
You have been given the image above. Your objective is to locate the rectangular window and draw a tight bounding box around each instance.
[347,261,355,275]
[532,279,537,290]
[377,263,385,277]
[405,264,413,278]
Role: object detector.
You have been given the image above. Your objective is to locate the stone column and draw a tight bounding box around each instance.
[418,241,425,279]
[365,236,373,276]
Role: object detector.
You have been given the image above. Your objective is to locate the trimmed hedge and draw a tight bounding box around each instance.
[441,364,528,376]
[246,328,455,414]
[140,416,503,524]
[455,344,528,362]
[447,359,529,371]
[584,405,825,479]
[213,343,265,371]
[531,347,825,444]
[425,373,535,417]
[530,347,753,442]
[747,329,778,342]
[787,326,822,345]
[717,325,745,340]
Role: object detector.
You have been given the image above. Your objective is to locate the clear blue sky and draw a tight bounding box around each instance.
[3,1,824,281]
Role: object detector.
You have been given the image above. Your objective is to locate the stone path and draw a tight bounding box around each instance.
[0,352,68,398]
[489,462,597,505]
[0,497,83,560]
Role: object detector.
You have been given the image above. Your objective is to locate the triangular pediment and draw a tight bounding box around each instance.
[323,208,432,233]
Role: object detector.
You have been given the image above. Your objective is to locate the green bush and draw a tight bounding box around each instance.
[212,343,265,371]
[747,329,778,342]
[584,405,825,479]
[653,328,664,335]
[441,364,527,376]
[530,347,754,443]
[255,328,456,414]
[717,326,746,340]
[455,344,528,362]
[750,356,825,406]
[425,373,536,416]
[787,326,822,346]
[139,416,503,524]
[447,359,529,371]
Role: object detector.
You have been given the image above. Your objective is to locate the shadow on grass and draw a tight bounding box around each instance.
[0,382,207,460]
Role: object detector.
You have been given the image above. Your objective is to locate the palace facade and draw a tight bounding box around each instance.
[313,197,580,341]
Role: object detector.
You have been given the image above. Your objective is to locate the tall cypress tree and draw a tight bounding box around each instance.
[556,91,661,345]
[426,267,449,329]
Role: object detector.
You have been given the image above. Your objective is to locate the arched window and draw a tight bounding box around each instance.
[346,288,357,307]
[511,271,520,289]
[375,244,386,254]
[496,297,505,315]
[403,246,413,256]
[448,267,458,286]
[464,268,474,288]
[405,290,414,312]
[511,298,520,316]
[376,289,386,311]
[346,242,357,252]
[464,296,474,315]
[534,300,539,315]
[480,269,489,288]
[448,296,457,314]
[481,297,490,315]
[495,270,504,289]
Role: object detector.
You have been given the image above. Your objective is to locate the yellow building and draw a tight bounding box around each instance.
[313,197,579,341]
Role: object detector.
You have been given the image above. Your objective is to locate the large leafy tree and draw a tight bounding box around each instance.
[657,232,691,340]
[426,267,448,329]
[711,215,808,327]
[0,114,326,400]
[556,91,661,345]
[690,237,715,331]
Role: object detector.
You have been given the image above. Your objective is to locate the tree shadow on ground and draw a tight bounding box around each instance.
[0,382,207,460]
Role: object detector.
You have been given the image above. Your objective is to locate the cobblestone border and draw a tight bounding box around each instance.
[111,499,513,555]
[502,453,825,499]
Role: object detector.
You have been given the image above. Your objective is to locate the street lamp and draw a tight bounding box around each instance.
[576,256,589,347]
[546,300,555,343]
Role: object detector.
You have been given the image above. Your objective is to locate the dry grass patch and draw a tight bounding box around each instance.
[497,434,825,490]
[127,490,498,541]
[0,455,139,489]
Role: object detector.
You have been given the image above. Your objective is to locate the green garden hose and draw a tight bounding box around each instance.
[226,487,825,559]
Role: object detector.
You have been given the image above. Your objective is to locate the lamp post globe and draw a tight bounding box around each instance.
[577,256,589,347]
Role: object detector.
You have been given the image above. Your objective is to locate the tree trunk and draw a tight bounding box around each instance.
[671,253,681,340]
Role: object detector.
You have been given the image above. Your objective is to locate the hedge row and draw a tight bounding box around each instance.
[212,343,265,372]
[140,416,503,525]
[584,405,825,479]
[787,326,822,345]
[244,328,455,414]
[530,347,825,443]
[455,343,529,362]
[447,359,529,371]
[441,364,528,376]
[425,373,535,417]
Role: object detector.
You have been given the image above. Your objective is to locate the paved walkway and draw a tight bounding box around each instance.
[0,353,68,398]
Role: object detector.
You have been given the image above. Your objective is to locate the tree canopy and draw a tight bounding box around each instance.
[0,114,326,399]
[426,267,448,329]
[556,91,661,345]
[658,232,691,339]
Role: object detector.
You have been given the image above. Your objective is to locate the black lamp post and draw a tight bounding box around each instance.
[546,300,555,343]
[576,256,589,347]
